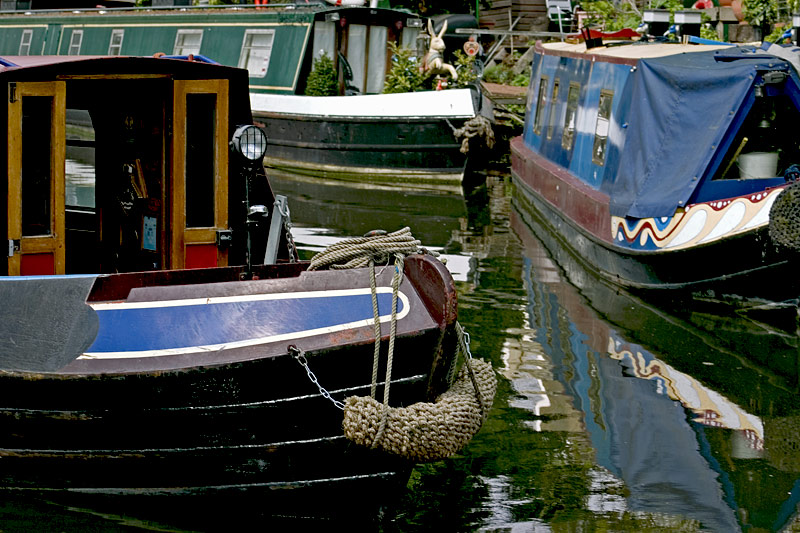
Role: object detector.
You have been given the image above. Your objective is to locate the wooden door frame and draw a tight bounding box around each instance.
[170,78,229,270]
[7,80,66,276]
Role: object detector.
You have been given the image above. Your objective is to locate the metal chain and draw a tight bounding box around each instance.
[288,345,344,410]
[278,199,297,263]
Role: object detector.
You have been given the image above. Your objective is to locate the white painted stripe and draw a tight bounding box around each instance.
[250,88,477,119]
[90,286,397,310]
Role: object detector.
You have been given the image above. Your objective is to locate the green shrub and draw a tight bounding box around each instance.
[383,42,426,94]
[305,53,338,97]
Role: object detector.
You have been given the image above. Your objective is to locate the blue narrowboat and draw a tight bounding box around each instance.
[511,37,800,300]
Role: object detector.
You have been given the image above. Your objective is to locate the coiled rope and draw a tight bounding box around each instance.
[302,227,496,461]
[769,180,800,252]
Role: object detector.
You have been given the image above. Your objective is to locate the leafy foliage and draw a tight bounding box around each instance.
[581,0,642,31]
[383,42,426,94]
[304,53,338,97]
[452,50,479,88]
[483,51,530,87]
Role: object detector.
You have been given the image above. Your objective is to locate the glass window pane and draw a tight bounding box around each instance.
[347,24,367,94]
[562,83,580,150]
[532,77,548,135]
[65,108,95,209]
[239,30,274,78]
[593,90,613,165]
[185,93,216,228]
[22,96,52,236]
[174,30,203,56]
[547,80,560,140]
[108,29,124,56]
[366,27,387,94]
[312,22,335,62]
[69,30,83,56]
[19,29,32,55]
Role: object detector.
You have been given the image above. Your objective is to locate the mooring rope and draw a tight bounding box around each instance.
[297,227,496,461]
[448,115,496,154]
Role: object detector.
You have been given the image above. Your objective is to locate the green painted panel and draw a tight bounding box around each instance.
[0,9,321,93]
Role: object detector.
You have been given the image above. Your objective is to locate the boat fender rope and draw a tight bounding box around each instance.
[448,115,496,154]
[342,356,497,462]
[306,227,496,461]
[769,180,800,252]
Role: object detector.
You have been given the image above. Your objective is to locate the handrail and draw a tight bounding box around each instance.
[0,3,326,15]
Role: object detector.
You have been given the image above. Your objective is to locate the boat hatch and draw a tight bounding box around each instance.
[5,75,232,276]
[690,69,796,204]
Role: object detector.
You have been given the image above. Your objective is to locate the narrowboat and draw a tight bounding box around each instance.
[0,2,488,184]
[0,52,487,520]
[511,37,800,301]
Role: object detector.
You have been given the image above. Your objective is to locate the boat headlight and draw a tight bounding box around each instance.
[231,125,267,162]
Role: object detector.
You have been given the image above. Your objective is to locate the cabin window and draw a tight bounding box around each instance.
[312,22,336,63]
[401,26,420,49]
[347,24,368,94]
[562,82,580,150]
[174,30,203,56]
[68,30,83,56]
[65,109,96,209]
[547,79,560,140]
[592,90,613,165]
[532,76,548,135]
[18,29,32,56]
[366,26,388,94]
[21,96,53,237]
[108,29,124,56]
[185,93,216,228]
[238,30,275,79]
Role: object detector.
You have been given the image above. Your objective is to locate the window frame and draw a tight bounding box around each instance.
[546,79,560,140]
[18,29,32,56]
[532,76,549,136]
[561,82,580,151]
[173,29,204,56]
[68,29,83,56]
[237,29,275,79]
[108,29,124,56]
[592,89,614,166]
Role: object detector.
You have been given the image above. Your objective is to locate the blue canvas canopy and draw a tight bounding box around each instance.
[602,46,795,219]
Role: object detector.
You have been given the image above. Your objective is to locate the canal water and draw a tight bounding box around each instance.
[5,167,800,531]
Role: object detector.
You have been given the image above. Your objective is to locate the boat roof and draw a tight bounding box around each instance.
[540,40,735,62]
[0,53,244,78]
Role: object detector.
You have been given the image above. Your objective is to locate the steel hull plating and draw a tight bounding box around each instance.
[0,256,458,517]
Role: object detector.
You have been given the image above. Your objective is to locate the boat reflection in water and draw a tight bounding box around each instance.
[510,201,800,531]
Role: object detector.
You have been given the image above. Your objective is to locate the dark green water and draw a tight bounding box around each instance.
[7,170,800,531]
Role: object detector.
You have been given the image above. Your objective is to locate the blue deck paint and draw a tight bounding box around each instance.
[86,288,408,356]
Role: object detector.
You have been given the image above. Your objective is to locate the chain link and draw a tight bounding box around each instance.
[289,345,344,410]
[278,199,297,263]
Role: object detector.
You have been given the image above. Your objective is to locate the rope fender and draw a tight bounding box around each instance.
[451,115,496,154]
[343,358,497,462]
[769,179,800,252]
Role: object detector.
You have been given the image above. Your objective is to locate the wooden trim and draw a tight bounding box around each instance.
[6,81,66,275]
[171,79,229,270]
[57,74,171,80]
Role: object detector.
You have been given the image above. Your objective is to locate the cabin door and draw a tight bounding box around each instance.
[171,79,229,269]
[6,81,66,276]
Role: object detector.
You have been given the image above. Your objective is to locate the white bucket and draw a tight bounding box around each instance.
[737,151,779,179]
